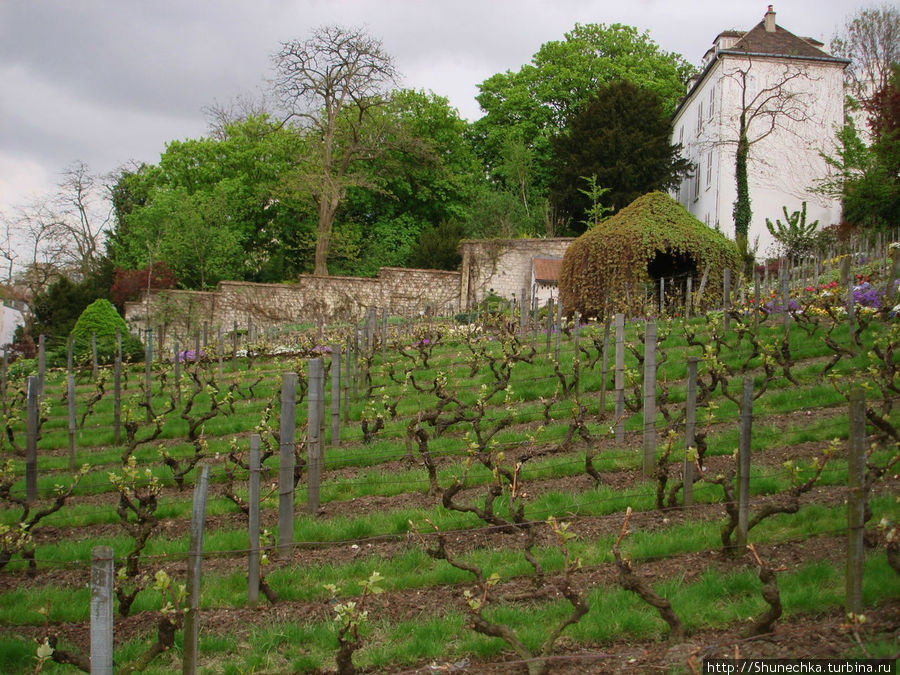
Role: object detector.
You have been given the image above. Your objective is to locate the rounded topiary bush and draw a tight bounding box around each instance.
[70,299,144,365]
[559,191,740,317]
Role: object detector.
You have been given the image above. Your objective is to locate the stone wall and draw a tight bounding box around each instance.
[458,238,574,309]
[125,267,462,339]
[124,240,577,339]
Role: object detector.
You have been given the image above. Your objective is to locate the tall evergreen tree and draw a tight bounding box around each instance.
[548,80,691,231]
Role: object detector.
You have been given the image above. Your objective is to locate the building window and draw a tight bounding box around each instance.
[697,101,704,132]
[706,150,713,187]
[708,88,715,119]
[679,126,683,144]
[692,173,700,201]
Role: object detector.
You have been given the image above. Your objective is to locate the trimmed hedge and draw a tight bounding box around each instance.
[70,299,144,365]
[559,191,740,317]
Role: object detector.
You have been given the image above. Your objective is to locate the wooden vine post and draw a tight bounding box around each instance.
[846,388,866,615]
[278,372,297,551]
[641,321,657,478]
[25,375,38,504]
[248,434,261,608]
[90,545,114,675]
[37,334,45,396]
[113,354,122,447]
[683,357,699,506]
[307,359,324,516]
[183,464,210,675]
[330,345,341,446]
[91,333,99,380]
[614,313,625,444]
[144,328,153,422]
[67,374,76,471]
[735,376,753,552]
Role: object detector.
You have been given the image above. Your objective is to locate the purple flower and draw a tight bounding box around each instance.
[175,349,205,362]
[764,298,800,314]
[852,282,883,309]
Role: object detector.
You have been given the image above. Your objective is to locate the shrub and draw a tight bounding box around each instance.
[70,300,144,365]
[765,202,819,262]
[559,191,740,317]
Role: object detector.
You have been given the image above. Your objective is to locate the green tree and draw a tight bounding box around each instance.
[329,89,482,275]
[816,68,900,228]
[70,299,144,365]
[119,186,242,289]
[846,66,900,227]
[108,117,311,283]
[471,23,693,199]
[548,81,691,231]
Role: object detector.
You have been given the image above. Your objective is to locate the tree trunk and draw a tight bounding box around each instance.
[314,191,340,276]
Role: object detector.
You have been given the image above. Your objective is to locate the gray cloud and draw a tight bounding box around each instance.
[0,0,870,222]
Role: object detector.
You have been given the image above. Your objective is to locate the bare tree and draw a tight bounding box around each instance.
[831,4,900,116]
[717,57,819,258]
[57,161,110,278]
[203,90,273,140]
[10,161,110,290]
[0,215,18,286]
[271,25,399,276]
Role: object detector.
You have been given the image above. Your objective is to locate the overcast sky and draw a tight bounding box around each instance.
[0,0,876,242]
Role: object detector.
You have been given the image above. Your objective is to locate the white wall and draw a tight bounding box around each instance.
[673,53,846,258]
[0,305,24,348]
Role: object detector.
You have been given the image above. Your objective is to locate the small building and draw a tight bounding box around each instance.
[671,6,849,256]
[532,257,563,306]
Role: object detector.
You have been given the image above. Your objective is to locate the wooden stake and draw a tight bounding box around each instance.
[683,357,699,506]
[248,434,261,608]
[90,546,114,675]
[614,313,625,444]
[642,322,657,477]
[25,376,38,504]
[735,376,753,552]
[846,388,866,615]
[278,373,297,551]
[182,464,210,675]
[307,359,324,516]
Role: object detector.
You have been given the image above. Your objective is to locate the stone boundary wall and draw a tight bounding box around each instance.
[124,267,462,339]
[123,240,577,339]
[458,238,574,309]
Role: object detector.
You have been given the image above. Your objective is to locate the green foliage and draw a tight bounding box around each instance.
[334,89,483,275]
[559,191,740,317]
[549,81,691,230]
[408,220,465,271]
[30,264,112,342]
[765,202,819,261]
[459,185,546,239]
[472,23,693,202]
[70,299,143,365]
[733,134,752,240]
[108,116,312,285]
[816,69,900,230]
[577,176,614,228]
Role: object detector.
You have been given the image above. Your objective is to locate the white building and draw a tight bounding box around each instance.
[0,304,24,348]
[671,6,849,257]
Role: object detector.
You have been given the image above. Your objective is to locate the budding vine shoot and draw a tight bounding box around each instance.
[1,250,899,674]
